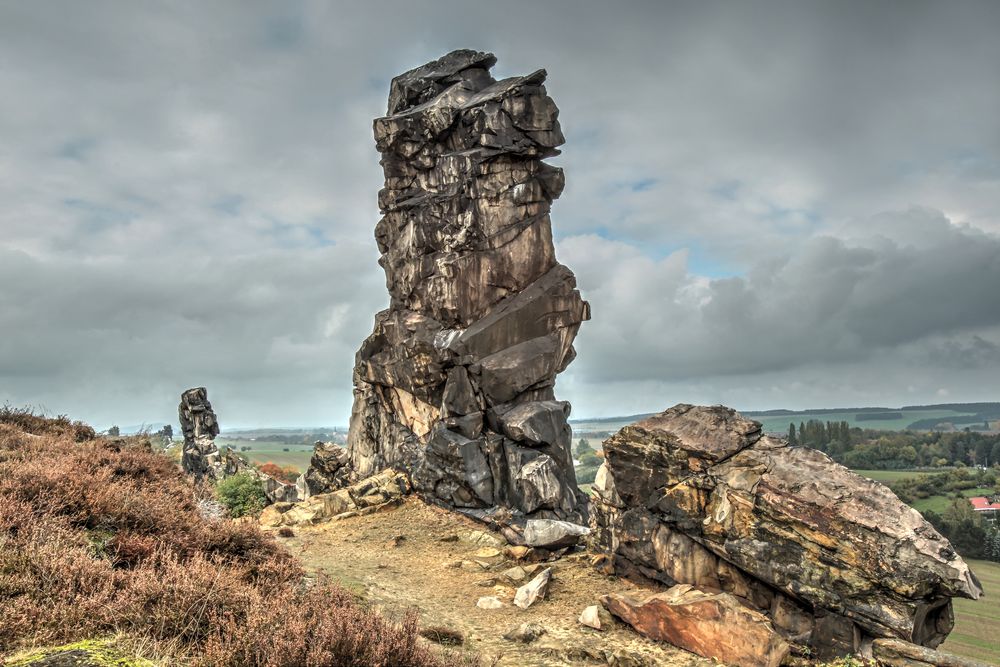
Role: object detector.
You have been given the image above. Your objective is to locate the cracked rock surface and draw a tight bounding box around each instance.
[591,404,983,660]
[322,49,589,524]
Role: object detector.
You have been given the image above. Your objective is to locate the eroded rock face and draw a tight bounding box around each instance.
[334,50,589,523]
[591,404,983,658]
[179,387,221,483]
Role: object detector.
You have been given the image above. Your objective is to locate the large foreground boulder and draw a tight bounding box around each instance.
[591,404,982,658]
[317,49,589,524]
[602,585,790,667]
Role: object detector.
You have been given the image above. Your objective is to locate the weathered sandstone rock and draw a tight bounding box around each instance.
[513,567,552,609]
[601,585,790,667]
[591,404,983,657]
[178,387,221,483]
[871,638,993,667]
[523,518,590,549]
[318,49,588,525]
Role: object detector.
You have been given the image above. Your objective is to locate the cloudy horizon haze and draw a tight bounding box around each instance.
[2,1,999,429]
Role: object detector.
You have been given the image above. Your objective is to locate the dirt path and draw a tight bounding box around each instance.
[273,498,711,667]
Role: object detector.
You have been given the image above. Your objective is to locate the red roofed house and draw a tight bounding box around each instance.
[970,496,1000,522]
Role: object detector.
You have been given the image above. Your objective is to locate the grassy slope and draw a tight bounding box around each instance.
[940,559,1000,665]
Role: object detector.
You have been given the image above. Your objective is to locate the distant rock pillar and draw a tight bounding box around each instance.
[179,387,221,483]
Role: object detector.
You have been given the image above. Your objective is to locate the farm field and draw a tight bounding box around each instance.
[940,559,1000,665]
[854,469,948,483]
[911,488,996,513]
[752,408,977,434]
[216,439,315,473]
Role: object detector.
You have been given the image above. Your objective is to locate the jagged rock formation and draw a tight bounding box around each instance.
[301,441,353,498]
[591,404,983,661]
[261,469,410,527]
[178,387,221,483]
[178,387,296,502]
[331,49,589,524]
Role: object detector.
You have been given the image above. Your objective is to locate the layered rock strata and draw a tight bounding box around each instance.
[179,387,221,483]
[334,50,589,523]
[591,404,983,658]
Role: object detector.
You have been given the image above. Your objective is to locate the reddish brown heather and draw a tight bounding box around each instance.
[0,409,475,667]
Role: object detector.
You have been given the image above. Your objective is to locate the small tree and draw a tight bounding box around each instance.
[577,438,594,456]
[215,473,267,518]
[788,423,797,445]
[107,425,120,437]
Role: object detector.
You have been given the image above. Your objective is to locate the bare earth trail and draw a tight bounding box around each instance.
[275,498,711,667]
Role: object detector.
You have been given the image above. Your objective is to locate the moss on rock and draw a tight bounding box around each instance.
[5,640,154,667]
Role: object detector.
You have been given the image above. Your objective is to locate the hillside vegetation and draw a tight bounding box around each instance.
[0,408,473,667]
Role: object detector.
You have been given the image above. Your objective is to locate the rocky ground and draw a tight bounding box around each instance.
[271,498,711,667]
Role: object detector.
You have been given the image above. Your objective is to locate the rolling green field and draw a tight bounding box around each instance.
[752,408,977,434]
[911,488,996,513]
[216,439,314,473]
[852,469,960,483]
[940,559,1000,665]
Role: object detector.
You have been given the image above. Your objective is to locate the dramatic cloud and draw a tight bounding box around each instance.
[1,1,998,426]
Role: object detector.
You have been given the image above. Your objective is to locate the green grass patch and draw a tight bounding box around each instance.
[911,488,995,513]
[853,469,939,483]
[940,559,1000,665]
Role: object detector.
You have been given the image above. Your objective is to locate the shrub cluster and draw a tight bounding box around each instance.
[0,412,473,667]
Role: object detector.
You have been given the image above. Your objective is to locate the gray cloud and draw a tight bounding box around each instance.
[1,1,999,426]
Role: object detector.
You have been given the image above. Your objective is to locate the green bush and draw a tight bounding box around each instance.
[215,473,267,518]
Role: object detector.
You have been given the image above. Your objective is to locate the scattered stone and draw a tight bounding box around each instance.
[871,638,992,667]
[513,567,552,609]
[523,518,590,549]
[439,534,459,543]
[444,560,463,569]
[460,560,488,572]
[591,404,983,653]
[503,622,547,643]
[322,50,589,524]
[500,565,528,583]
[505,545,533,561]
[473,547,503,562]
[578,604,612,631]
[386,534,406,548]
[476,596,504,610]
[475,578,497,587]
[602,585,790,667]
[463,530,507,548]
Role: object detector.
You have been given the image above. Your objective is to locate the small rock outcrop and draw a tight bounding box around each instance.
[591,404,983,659]
[260,469,409,527]
[178,387,221,483]
[325,49,589,524]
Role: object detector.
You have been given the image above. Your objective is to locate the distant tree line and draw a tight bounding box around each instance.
[788,421,1000,470]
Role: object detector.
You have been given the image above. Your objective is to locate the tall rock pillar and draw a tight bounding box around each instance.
[345,49,590,523]
[179,386,221,483]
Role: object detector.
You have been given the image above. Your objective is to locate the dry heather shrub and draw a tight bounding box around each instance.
[0,413,475,667]
[0,405,96,441]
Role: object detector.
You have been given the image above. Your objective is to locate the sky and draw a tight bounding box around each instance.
[1,1,999,429]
